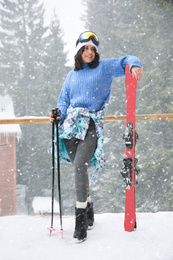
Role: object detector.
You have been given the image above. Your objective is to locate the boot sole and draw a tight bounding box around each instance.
[74,237,87,244]
[87,225,93,230]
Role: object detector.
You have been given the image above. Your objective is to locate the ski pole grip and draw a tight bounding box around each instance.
[51,108,61,122]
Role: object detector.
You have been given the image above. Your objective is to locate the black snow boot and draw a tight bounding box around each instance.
[87,202,94,229]
[73,207,88,242]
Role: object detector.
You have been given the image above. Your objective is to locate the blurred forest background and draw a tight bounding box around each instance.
[0,0,172,214]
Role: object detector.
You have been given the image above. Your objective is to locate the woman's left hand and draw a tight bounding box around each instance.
[131,66,144,81]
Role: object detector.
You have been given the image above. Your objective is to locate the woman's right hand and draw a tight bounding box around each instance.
[49,113,54,122]
[49,113,61,123]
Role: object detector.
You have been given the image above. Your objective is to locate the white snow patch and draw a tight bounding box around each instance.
[0,212,173,260]
[103,136,110,144]
[0,95,21,137]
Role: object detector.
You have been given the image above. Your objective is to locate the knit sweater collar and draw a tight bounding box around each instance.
[83,63,89,69]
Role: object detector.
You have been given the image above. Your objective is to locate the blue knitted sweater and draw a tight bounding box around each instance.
[58,56,142,123]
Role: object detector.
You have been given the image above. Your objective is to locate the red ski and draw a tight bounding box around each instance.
[120,64,139,232]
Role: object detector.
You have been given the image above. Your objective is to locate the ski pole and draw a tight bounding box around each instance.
[47,108,65,237]
[55,119,64,237]
[47,120,56,235]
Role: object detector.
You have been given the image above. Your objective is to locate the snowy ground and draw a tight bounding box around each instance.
[0,212,173,260]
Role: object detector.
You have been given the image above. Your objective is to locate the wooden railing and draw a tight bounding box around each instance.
[0,113,173,125]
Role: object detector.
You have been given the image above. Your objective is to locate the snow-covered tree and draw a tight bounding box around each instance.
[0,0,68,213]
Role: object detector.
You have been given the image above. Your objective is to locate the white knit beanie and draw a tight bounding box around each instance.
[76,39,98,54]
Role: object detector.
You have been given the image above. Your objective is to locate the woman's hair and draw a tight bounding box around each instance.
[74,46,100,71]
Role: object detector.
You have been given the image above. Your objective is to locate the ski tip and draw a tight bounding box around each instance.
[125,64,130,71]
[47,227,56,232]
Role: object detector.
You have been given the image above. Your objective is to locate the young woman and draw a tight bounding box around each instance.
[49,31,144,242]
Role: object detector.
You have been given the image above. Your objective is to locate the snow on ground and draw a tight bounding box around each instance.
[0,212,173,260]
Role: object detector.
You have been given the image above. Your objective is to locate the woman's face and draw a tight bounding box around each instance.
[81,44,96,63]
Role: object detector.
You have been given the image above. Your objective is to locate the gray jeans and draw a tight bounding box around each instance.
[63,119,98,203]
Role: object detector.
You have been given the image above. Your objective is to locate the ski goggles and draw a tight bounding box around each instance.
[78,31,100,46]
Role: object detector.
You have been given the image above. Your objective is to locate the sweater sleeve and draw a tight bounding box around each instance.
[103,56,143,78]
[125,55,143,72]
[57,72,71,124]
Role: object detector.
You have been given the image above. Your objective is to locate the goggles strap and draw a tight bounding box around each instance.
[76,40,98,53]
